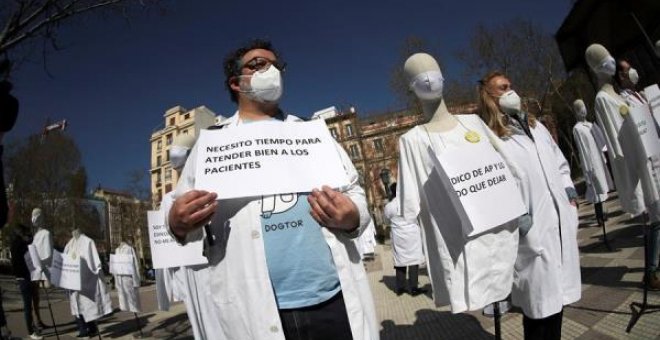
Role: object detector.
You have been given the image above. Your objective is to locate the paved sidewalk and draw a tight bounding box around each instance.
[1,193,659,339]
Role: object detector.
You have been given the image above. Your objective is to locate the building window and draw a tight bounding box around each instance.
[166,134,173,145]
[156,156,162,167]
[164,169,172,181]
[345,124,353,137]
[182,129,188,135]
[157,140,162,151]
[329,127,338,139]
[184,113,190,120]
[349,144,360,159]
[165,184,172,193]
[374,138,384,152]
[169,117,175,126]
[166,149,170,161]
[357,168,365,186]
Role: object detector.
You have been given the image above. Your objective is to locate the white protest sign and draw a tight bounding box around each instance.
[429,142,527,236]
[644,84,660,126]
[109,254,134,275]
[24,244,44,281]
[48,250,81,291]
[619,105,660,160]
[148,210,208,269]
[194,119,349,199]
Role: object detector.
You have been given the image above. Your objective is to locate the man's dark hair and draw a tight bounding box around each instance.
[223,39,280,103]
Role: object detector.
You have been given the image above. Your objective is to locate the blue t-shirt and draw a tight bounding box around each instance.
[260,193,341,309]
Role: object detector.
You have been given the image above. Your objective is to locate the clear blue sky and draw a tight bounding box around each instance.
[9,1,572,193]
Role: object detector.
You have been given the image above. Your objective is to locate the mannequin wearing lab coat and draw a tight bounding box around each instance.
[114,240,141,313]
[396,53,522,313]
[383,183,425,296]
[571,100,613,225]
[64,228,112,337]
[29,208,51,327]
[588,45,660,287]
[585,44,645,217]
[478,71,581,340]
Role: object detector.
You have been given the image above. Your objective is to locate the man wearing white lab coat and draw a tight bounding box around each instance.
[65,229,112,337]
[572,100,613,224]
[478,72,581,340]
[165,39,378,340]
[114,241,141,313]
[383,183,425,296]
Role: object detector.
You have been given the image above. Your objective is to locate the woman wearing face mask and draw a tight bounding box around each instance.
[477,71,581,340]
[615,59,647,108]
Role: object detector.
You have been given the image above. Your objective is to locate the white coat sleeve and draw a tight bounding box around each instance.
[88,239,103,275]
[131,247,141,286]
[540,123,576,197]
[573,127,593,175]
[595,96,623,158]
[164,143,204,245]
[396,137,421,222]
[333,140,371,239]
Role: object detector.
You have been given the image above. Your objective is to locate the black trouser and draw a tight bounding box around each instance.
[523,310,563,340]
[278,291,353,340]
[76,314,98,335]
[395,265,419,291]
[17,279,35,334]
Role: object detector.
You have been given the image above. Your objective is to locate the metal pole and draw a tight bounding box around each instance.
[41,284,60,340]
[133,312,144,337]
[493,302,502,340]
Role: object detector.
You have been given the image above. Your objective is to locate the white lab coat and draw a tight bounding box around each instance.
[114,242,141,313]
[501,121,582,319]
[355,219,377,258]
[397,114,522,313]
[383,199,424,267]
[572,121,613,203]
[181,264,225,340]
[594,90,645,216]
[164,112,378,340]
[31,228,53,281]
[64,234,112,322]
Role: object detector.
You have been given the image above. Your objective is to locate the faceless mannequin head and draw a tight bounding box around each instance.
[585,44,615,77]
[31,208,45,229]
[404,53,444,101]
[170,134,196,173]
[573,99,587,121]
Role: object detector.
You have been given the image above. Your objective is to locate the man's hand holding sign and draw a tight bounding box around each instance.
[308,186,360,232]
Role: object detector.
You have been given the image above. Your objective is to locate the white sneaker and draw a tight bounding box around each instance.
[30,332,43,340]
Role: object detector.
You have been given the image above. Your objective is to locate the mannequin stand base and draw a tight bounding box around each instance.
[626,301,660,333]
[483,300,510,340]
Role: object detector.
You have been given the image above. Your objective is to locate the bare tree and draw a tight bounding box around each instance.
[0,0,159,77]
[456,18,566,108]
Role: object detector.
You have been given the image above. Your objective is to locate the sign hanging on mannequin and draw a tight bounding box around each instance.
[148,210,208,269]
[644,84,660,126]
[619,104,660,159]
[194,119,349,199]
[429,142,526,236]
[48,250,81,291]
[24,244,43,281]
[109,254,134,275]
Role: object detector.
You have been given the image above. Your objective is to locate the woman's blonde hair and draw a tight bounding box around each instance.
[477,71,535,138]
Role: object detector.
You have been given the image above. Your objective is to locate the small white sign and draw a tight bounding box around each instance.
[644,84,660,126]
[194,119,349,199]
[109,254,134,275]
[148,210,208,269]
[626,104,660,159]
[429,142,527,236]
[25,244,44,281]
[48,250,81,291]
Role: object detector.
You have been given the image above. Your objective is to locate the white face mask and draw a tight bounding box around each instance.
[628,68,639,85]
[596,56,616,76]
[170,145,190,171]
[409,70,444,100]
[498,90,521,115]
[239,65,283,103]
